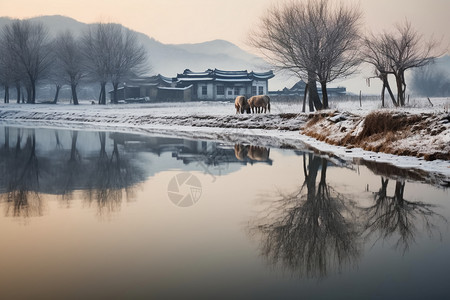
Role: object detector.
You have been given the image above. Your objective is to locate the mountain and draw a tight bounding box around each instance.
[0,15,273,85]
[0,15,88,37]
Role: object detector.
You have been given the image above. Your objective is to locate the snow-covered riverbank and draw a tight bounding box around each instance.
[0,99,449,185]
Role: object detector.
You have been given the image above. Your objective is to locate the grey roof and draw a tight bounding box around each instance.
[177,68,274,83]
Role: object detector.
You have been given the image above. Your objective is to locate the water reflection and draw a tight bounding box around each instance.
[83,133,138,217]
[0,127,273,218]
[234,144,272,165]
[0,126,449,297]
[252,153,360,278]
[0,128,147,218]
[1,129,44,218]
[251,152,448,279]
[363,177,446,253]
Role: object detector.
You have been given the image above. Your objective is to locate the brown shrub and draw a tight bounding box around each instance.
[357,111,421,141]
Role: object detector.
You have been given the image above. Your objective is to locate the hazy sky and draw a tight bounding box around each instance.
[1,0,449,53]
[1,0,448,94]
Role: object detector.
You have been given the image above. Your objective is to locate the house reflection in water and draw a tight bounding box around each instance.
[112,133,273,167]
[0,127,273,217]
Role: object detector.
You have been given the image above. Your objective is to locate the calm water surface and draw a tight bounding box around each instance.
[0,126,448,299]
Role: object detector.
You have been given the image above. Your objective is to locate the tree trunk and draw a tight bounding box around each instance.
[307,72,322,111]
[53,84,61,104]
[25,86,31,103]
[98,87,103,104]
[71,84,79,105]
[381,81,385,108]
[4,84,9,103]
[31,79,36,104]
[112,82,119,104]
[382,75,398,107]
[302,83,308,113]
[99,82,106,105]
[16,83,21,104]
[396,76,403,106]
[320,81,329,109]
[396,72,406,106]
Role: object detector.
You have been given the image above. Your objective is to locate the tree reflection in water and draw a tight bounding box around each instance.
[83,132,137,218]
[363,177,446,253]
[59,131,81,205]
[1,129,44,218]
[252,153,361,279]
[0,128,144,219]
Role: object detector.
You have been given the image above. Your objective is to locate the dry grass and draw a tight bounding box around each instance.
[301,110,450,161]
[355,111,421,142]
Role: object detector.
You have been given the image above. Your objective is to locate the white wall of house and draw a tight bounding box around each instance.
[196,83,214,100]
[214,84,226,100]
[194,81,269,100]
[252,80,268,95]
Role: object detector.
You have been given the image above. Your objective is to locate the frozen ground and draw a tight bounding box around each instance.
[0,97,449,185]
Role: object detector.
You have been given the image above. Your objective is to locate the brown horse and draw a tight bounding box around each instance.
[235,96,250,114]
[248,95,271,113]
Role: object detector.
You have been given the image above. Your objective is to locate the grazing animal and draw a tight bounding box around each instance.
[235,96,250,114]
[248,95,271,113]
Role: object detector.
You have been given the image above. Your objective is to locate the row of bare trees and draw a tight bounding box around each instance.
[0,19,147,105]
[250,0,443,110]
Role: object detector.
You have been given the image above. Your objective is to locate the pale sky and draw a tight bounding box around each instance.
[1,0,449,52]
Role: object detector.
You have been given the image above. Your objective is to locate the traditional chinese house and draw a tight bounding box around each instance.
[109,69,274,102]
[175,69,274,100]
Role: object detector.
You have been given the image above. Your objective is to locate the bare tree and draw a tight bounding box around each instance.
[82,23,147,105]
[0,55,11,103]
[82,24,110,105]
[53,31,86,105]
[109,25,147,104]
[363,33,398,107]
[387,21,440,106]
[315,2,362,109]
[1,20,52,104]
[364,21,441,107]
[249,0,362,111]
[0,31,24,104]
[47,46,66,104]
[0,41,11,103]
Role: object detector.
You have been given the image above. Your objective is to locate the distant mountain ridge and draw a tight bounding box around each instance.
[0,15,271,81]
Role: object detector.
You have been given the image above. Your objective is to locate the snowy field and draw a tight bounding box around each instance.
[0,97,449,183]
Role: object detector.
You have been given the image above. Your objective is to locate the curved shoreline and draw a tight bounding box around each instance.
[0,105,449,185]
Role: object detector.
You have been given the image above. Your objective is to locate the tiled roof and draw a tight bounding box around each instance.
[177,69,274,82]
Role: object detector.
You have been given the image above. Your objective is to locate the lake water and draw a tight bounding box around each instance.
[0,126,448,299]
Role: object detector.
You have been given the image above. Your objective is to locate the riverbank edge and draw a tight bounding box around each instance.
[300,110,450,161]
[0,106,449,185]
